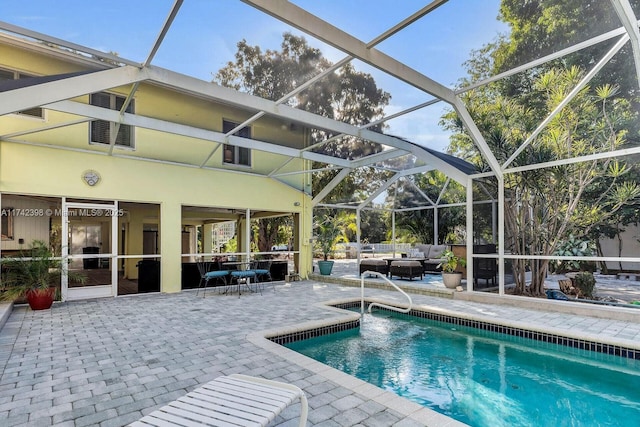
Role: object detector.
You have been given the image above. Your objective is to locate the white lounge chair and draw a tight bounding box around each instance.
[130,374,308,426]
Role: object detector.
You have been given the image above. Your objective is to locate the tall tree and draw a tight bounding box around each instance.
[494,0,640,138]
[444,66,639,296]
[214,33,390,250]
[444,1,640,295]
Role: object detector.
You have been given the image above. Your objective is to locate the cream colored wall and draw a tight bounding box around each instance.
[0,42,89,76]
[600,226,640,271]
[0,142,312,291]
[0,196,51,250]
[0,38,315,291]
[0,41,307,190]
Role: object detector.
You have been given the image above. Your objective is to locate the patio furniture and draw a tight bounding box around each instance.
[359,258,389,276]
[229,262,258,296]
[270,260,289,280]
[196,261,229,297]
[181,262,202,290]
[136,259,160,293]
[389,260,423,281]
[384,257,426,272]
[408,244,449,272]
[130,373,308,427]
[253,260,275,292]
[473,244,497,288]
[222,261,243,271]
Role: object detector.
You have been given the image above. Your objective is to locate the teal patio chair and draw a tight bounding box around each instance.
[196,261,229,297]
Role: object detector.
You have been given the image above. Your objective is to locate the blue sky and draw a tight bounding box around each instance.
[3,0,509,152]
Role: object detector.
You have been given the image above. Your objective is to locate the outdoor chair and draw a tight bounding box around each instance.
[230,269,258,296]
[196,261,229,297]
[473,244,497,288]
[130,373,308,427]
[253,259,275,292]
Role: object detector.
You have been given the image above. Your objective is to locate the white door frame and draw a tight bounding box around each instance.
[61,198,118,301]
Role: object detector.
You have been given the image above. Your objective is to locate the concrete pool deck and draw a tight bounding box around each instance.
[0,280,639,426]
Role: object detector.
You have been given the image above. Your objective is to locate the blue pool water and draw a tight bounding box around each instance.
[285,310,640,426]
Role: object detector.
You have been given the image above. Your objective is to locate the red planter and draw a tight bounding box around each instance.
[25,288,55,310]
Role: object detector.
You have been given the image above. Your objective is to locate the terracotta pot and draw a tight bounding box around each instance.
[25,288,55,310]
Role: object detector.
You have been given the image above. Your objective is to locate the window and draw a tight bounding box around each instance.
[90,92,134,148]
[1,208,14,241]
[222,120,251,166]
[0,69,44,118]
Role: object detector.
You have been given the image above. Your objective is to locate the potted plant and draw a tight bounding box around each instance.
[314,212,349,275]
[0,240,86,310]
[438,249,466,289]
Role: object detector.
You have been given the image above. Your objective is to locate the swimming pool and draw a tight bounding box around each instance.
[284,306,640,427]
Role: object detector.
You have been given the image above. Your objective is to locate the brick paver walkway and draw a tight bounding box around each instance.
[0,280,639,426]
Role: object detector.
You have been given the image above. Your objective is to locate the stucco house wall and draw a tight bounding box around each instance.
[0,35,314,297]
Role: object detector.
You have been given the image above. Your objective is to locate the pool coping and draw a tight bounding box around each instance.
[248,296,640,426]
[247,300,467,427]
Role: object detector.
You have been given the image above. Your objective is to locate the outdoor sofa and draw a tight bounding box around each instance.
[409,244,449,272]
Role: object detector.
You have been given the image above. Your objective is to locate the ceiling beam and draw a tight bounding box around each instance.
[450,97,503,178]
[0,66,147,116]
[144,66,470,183]
[312,168,352,206]
[407,178,437,206]
[241,0,456,104]
[0,37,471,184]
[42,99,352,166]
[144,0,184,67]
[611,0,640,90]
[350,149,406,168]
[357,173,402,210]
[0,118,91,139]
[502,34,629,170]
[458,24,630,94]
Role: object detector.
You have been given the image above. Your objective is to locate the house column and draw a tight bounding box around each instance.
[160,201,181,293]
[203,223,214,255]
[296,202,313,278]
[235,217,242,253]
[433,206,439,244]
[245,208,251,260]
[293,213,301,276]
[466,177,474,291]
[498,177,505,295]
[356,209,361,265]
[392,210,396,257]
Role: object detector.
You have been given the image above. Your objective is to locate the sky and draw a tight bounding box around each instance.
[2,0,509,152]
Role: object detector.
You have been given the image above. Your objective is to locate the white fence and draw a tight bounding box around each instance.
[337,243,413,258]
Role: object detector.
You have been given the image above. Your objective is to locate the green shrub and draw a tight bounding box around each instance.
[552,235,597,273]
[574,271,596,298]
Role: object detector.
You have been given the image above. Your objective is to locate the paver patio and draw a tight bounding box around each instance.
[0,280,639,426]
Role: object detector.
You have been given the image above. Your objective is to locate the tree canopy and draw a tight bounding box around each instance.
[444,1,640,295]
[214,33,391,250]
